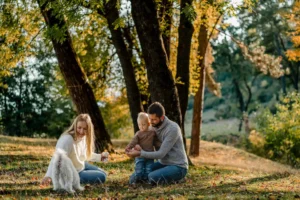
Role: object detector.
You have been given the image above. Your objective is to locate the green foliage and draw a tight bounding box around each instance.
[0,54,76,138]
[45,24,67,44]
[112,16,126,30]
[100,91,134,139]
[256,92,300,168]
[0,0,42,73]
[182,3,197,22]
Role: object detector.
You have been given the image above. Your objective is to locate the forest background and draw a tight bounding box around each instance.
[0,0,300,169]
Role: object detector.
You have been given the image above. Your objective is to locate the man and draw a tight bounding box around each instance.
[126,102,188,184]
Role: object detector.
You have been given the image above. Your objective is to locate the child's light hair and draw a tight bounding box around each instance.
[137,112,150,123]
[62,114,95,159]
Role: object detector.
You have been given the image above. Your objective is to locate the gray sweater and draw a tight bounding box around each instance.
[140,116,188,169]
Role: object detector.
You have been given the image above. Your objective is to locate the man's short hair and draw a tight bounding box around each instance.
[147,102,165,117]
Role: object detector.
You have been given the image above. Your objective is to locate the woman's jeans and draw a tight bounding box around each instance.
[79,162,107,184]
[129,161,187,184]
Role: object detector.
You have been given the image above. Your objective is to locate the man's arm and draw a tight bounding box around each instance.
[126,149,141,158]
[141,127,180,159]
[153,133,161,151]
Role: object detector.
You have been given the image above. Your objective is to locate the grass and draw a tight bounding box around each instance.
[184,109,245,139]
[0,135,299,200]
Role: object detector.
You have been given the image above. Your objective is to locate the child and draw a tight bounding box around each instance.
[125,112,161,184]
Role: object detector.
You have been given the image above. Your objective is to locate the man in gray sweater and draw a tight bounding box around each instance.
[126,102,188,184]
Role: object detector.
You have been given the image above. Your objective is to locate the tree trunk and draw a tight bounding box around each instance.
[130,0,182,128]
[176,0,194,148]
[102,0,143,133]
[158,0,173,58]
[190,24,208,156]
[16,75,22,137]
[38,0,111,151]
[122,25,150,111]
[273,33,289,93]
[233,79,244,132]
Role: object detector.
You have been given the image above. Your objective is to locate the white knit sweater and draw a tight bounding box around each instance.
[45,134,102,178]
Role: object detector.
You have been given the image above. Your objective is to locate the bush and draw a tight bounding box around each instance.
[255,92,300,168]
[100,92,134,139]
[247,130,266,156]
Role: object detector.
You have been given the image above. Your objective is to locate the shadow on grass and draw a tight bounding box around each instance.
[0,154,43,162]
[0,135,57,147]
[0,181,40,188]
[0,172,296,199]
[117,172,295,199]
[0,154,48,174]
[3,183,122,199]
[159,172,292,197]
[213,171,291,191]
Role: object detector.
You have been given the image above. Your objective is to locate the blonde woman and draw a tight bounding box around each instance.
[40,114,108,186]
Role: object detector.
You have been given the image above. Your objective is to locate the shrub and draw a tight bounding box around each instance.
[255,92,300,168]
[247,130,266,156]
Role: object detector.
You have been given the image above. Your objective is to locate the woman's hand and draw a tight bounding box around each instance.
[40,177,52,186]
[101,152,109,162]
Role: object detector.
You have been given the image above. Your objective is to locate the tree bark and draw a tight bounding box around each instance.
[38,0,111,151]
[190,24,208,156]
[233,79,245,132]
[176,0,194,148]
[158,0,173,58]
[122,25,150,111]
[101,0,143,133]
[130,0,182,128]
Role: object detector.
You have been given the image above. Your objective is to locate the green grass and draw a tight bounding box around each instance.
[0,135,299,200]
[184,109,244,139]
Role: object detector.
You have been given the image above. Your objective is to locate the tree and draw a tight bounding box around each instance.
[0,56,76,137]
[130,0,182,128]
[285,0,300,61]
[176,0,195,142]
[37,0,111,151]
[240,0,298,91]
[158,0,173,59]
[285,0,300,89]
[189,22,209,156]
[189,0,222,156]
[79,0,144,133]
[212,35,258,132]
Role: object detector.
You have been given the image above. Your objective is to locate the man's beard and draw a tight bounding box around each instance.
[152,120,163,128]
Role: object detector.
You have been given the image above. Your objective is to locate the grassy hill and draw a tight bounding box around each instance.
[0,135,299,199]
[184,109,245,139]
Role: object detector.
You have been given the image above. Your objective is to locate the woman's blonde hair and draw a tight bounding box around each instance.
[62,114,95,159]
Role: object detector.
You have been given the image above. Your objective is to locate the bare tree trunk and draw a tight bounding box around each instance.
[176,0,194,149]
[101,0,143,133]
[190,24,208,156]
[130,0,182,128]
[16,75,22,137]
[38,0,112,151]
[122,25,150,111]
[228,51,246,132]
[233,79,244,132]
[158,0,173,58]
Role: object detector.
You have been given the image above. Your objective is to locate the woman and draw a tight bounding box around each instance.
[40,114,108,186]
